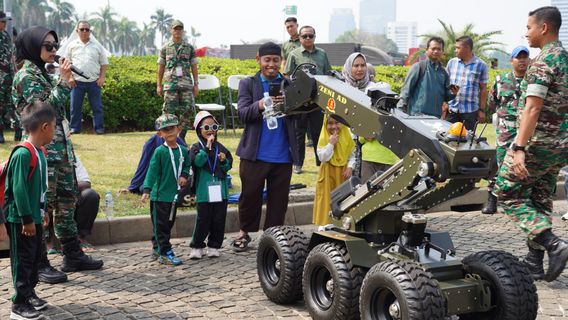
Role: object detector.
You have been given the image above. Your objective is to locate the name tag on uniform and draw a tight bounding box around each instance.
[208,181,222,203]
[176,66,183,77]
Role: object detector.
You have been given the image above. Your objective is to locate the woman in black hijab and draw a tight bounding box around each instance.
[12,26,103,284]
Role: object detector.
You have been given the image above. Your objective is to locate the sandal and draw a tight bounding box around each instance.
[232,234,251,252]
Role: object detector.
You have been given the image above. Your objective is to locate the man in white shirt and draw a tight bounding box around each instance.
[65,20,109,134]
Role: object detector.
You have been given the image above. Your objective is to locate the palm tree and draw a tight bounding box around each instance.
[410,19,506,65]
[114,17,139,55]
[91,4,118,51]
[138,23,157,55]
[189,26,201,47]
[13,0,50,30]
[47,0,76,38]
[150,8,173,46]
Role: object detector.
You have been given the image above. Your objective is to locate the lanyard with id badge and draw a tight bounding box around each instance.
[166,143,184,221]
[199,141,222,203]
[33,146,48,218]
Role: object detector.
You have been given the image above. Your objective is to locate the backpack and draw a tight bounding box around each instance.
[0,141,46,212]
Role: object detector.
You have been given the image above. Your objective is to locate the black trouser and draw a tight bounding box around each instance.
[74,188,100,238]
[150,201,177,255]
[446,110,478,131]
[238,159,292,232]
[7,222,42,304]
[190,201,228,249]
[294,110,324,167]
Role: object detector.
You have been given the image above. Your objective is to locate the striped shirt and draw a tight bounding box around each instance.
[446,56,488,113]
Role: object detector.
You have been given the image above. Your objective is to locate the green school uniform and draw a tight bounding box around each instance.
[143,144,191,202]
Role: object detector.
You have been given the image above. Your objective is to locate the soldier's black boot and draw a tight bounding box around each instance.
[0,129,5,143]
[38,240,68,284]
[481,192,497,214]
[61,238,104,272]
[523,242,545,281]
[14,128,23,142]
[534,230,568,282]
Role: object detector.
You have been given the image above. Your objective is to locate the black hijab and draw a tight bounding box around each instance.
[16,26,58,75]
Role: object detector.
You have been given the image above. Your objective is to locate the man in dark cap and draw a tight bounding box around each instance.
[232,42,299,251]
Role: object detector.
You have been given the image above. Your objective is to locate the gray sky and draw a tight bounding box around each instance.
[69,0,551,56]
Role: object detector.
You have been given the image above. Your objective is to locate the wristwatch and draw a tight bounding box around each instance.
[510,142,526,152]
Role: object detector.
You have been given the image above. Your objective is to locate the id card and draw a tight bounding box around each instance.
[175,66,184,77]
[208,181,222,203]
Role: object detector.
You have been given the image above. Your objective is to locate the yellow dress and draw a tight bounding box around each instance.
[313,162,346,225]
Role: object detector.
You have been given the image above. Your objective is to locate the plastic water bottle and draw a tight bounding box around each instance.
[263,92,278,130]
[104,191,114,220]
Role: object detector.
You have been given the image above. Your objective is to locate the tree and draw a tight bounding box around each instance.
[150,8,173,46]
[91,4,118,51]
[138,23,157,55]
[410,19,506,65]
[47,0,76,38]
[13,0,50,30]
[335,29,398,53]
[189,26,201,47]
[114,17,139,55]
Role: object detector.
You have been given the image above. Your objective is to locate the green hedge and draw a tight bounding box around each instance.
[88,56,505,131]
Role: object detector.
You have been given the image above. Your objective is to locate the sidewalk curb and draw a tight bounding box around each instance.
[87,182,567,246]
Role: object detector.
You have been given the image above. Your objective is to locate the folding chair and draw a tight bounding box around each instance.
[195,74,229,134]
[227,75,248,134]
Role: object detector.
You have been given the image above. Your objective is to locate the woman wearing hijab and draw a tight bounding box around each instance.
[342,52,399,182]
[313,115,356,225]
[12,27,103,278]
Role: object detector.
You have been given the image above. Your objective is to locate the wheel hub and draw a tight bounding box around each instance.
[389,300,401,320]
[274,259,280,271]
[325,279,334,295]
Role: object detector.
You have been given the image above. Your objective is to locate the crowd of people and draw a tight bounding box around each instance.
[0,4,567,320]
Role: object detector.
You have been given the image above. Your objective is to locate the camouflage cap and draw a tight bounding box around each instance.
[0,11,12,22]
[171,20,184,29]
[155,114,179,130]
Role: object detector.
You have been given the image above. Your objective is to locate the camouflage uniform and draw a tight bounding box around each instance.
[486,71,523,191]
[158,39,198,129]
[0,29,18,130]
[494,40,568,239]
[12,60,79,240]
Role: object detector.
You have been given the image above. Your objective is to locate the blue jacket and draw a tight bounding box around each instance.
[236,72,299,163]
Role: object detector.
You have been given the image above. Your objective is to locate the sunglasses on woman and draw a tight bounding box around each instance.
[42,42,59,51]
[200,124,220,131]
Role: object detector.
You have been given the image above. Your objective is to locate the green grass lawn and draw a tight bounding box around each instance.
[0,124,496,218]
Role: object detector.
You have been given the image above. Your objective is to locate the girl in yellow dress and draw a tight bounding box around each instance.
[313,115,356,225]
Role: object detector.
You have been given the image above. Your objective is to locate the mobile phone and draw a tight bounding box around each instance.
[450,84,460,91]
[269,83,282,97]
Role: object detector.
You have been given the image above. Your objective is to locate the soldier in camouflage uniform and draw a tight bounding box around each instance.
[0,11,21,143]
[481,46,529,214]
[13,27,103,279]
[494,6,568,282]
[157,20,199,142]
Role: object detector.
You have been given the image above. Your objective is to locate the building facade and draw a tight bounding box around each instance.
[329,8,356,42]
[552,0,568,45]
[359,0,395,35]
[387,21,418,54]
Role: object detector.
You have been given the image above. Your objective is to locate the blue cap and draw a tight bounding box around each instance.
[511,46,529,58]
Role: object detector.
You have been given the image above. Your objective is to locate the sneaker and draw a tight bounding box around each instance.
[151,249,160,260]
[293,165,303,174]
[28,294,48,311]
[47,247,60,255]
[10,302,42,320]
[207,248,220,258]
[159,250,182,266]
[189,248,203,259]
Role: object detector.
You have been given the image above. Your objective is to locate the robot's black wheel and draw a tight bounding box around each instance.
[302,242,365,320]
[460,250,538,320]
[359,260,446,320]
[256,225,309,304]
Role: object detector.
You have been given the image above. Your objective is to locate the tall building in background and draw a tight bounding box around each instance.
[552,0,568,45]
[359,0,396,35]
[329,8,356,42]
[387,21,418,54]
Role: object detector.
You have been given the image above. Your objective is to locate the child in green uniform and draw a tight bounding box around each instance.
[4,101,55,320]
[189,111,232,259]
[141,114,191,266]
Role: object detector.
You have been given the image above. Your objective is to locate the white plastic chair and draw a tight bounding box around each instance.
[227,75,248,133]
[195,74,229,134]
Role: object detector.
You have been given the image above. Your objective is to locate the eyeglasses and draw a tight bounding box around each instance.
[42,42,59,51]
[200,124,220,131]
[79,28,90,32]
[301,34,315,39]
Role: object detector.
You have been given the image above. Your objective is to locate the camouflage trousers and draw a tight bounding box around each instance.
[47,159,79,241]
[486,146,507,192]
[494,146,568,239]
[162,88,195,129]
[0,74,19,130]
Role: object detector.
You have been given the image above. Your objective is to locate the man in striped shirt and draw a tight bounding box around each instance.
[446,36,489,130]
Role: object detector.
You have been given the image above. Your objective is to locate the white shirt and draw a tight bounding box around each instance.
[74,156,90,183]
[65,39,109,82]
[317,144,357,168]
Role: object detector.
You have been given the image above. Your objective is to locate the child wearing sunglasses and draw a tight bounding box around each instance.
[188,111,233,259]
